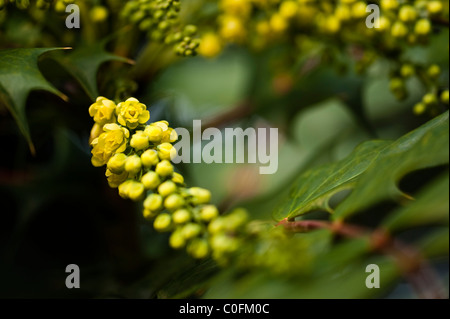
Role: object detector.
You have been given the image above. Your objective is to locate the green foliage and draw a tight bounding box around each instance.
[0,48,67,152]
[0,0,448,299]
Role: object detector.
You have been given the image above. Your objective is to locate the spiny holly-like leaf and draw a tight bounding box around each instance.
[382,172,449,232]
[57,38,133,100]
[334,111,449,221]
[0,48,68,153]
[274,111,449,221]
[273,140,390,221]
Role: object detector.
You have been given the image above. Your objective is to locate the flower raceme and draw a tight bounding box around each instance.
[89,96,247,261]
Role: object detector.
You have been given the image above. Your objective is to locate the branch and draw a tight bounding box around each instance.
[277,218,447,299]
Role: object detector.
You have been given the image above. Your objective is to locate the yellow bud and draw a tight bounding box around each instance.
[164,194,185,211]
[161,128,178,144]
[157,142,176,161]
[141,149,159,167]
[208,217,226,234]
[380,0,398,10]
[151,120,169,132]
[189,187,211,205]
[376,16,391,32]
[427,64,441,79]
[107,153,128,174]
[351,1,367,19]
[169,230,186,249]
[130,131,149,150]
[173,209,191,224]
[128,181,145,201]
[172,172,184,185]
[270,13,288,33]
[200,205,219,222]
[141,171,161,190]
[400,64,415,78]
[155,160,174,177]
[391,21,408,38]
[144,194,163,211]
[220,15,246,42]
[399,5,417,22]
[118,180,134,199]
[335,5,351,21]
[198,33,222,58]
[90,5,109,23]
[158,180,177,197]
[154,213,172,232]
[181,223,202,240]
[125,154,142,175]
[413,103,426,115]
[279,1,298,19]
[441,90,449,104]
[143,208,158,220]
[144,125,163,143]
[187,238,209,259]
[423,93,437,105]
[321,15,341,34]
[414,19,431,36]
[106,169,128,188]
[427,1,443,15]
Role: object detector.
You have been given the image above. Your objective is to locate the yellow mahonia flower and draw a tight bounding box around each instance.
[91,123,130,167]
[130,130,150,150]
[220,15,246,42]
[88,97,117,126]
[198,33,223,58]
[220,0,252,18]
[116,97,150,129]
[105,169,128,188]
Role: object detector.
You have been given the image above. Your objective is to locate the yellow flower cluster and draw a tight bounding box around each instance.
[0,0,75,11]
[89,96,248,260]
[197,0,449,115]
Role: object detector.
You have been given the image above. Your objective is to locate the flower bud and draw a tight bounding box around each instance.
[398,5,417,22]
[441,90,449,104]
[189,187,211,205]
[164,194,185,211]
[187,238,209,259]
[144,194,163,211]
[414,19,431,36]
[128,181,145,201]
[200,205,219,222]
[156,160,174,177]
[158,180,177,197]
[125,154,142,175]
[141,171,161,189]
[172,172,184,185]
[144,125,163,143]
[154,213,172,232]
[413,103,426,116]
[118,180,134,199]
[169,229,186,249]
[107,153,128,174]
[141,149,159,167]
[173,209,191,224]
[130,131,149,150]
[181,223,202,240]
[157,142,176,160]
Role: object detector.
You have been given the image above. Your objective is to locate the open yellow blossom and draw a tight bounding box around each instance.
[116,97,150,129]
[88,97,117,125]
[91,123,130,167]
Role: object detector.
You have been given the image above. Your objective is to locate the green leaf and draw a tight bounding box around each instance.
[57,39,132,100]
[273,140,390,220]
[334,112,449,221]
[274,111,449,221]
[0,48,68,153]
[416,227,449,258]
[382,172,449,232]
